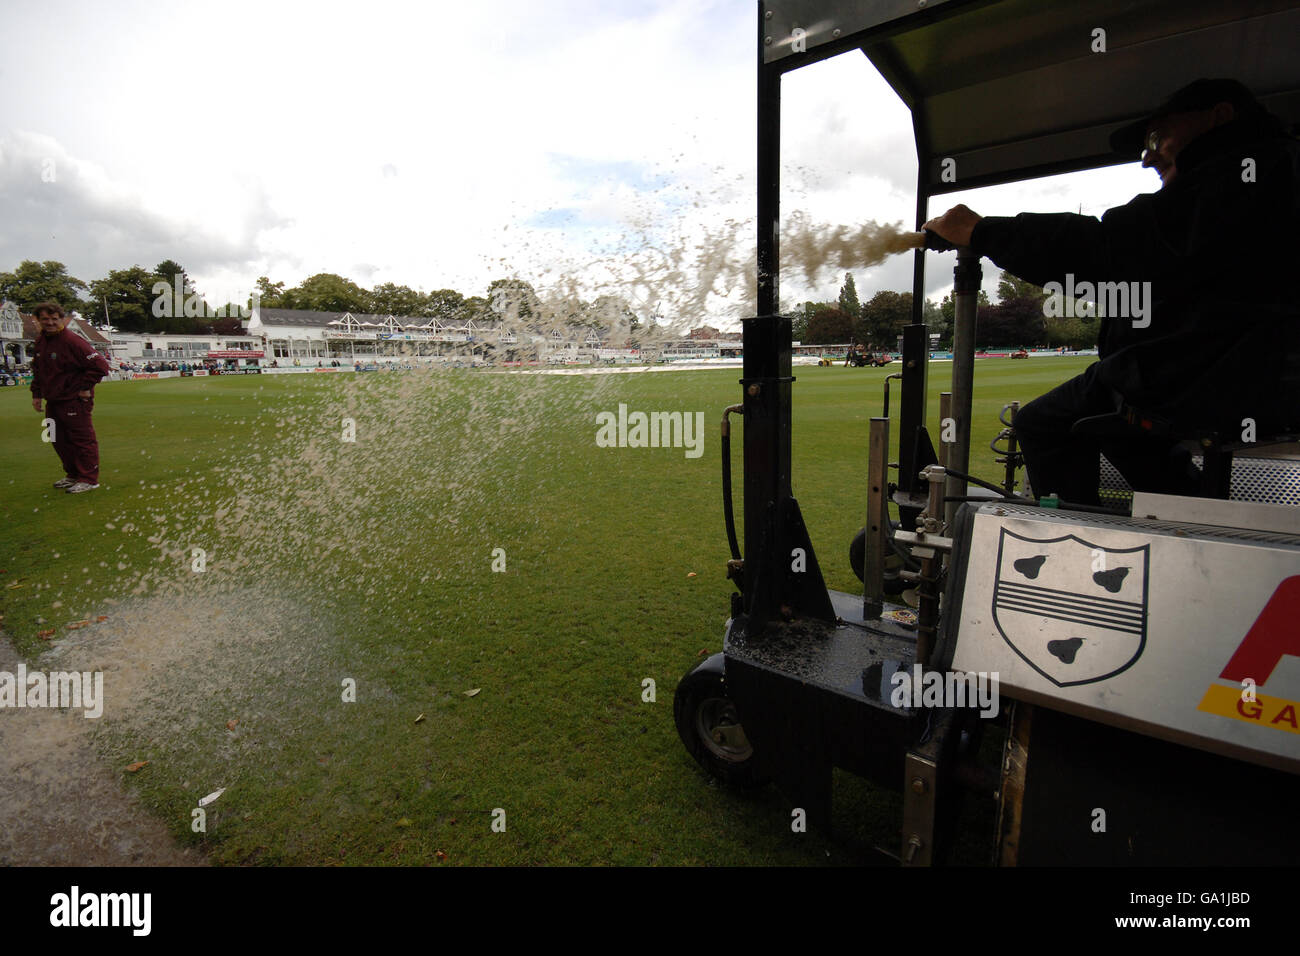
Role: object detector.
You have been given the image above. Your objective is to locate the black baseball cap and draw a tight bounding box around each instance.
[1109,78,1266,155]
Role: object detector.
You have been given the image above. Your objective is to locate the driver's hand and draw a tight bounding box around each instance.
[32,397,42,412]
[923,204,982,248]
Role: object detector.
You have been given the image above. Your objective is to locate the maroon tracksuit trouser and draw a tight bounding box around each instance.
[46,397,100,484]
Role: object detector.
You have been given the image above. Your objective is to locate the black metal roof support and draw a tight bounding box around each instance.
[739,2,836,633]
[745,1,784,610]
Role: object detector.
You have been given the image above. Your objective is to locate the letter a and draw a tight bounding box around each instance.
[791,808,806,833]
[491,807,506,832]
[152,281,172,318]
[1272,704,1299,729]
[50,892,71,927]
[1091,807,1106,832]
[790,547,806,573]
[1240,677,1256,703]
[641,678,656,703]
[889,671,910,709]
[1042,282,1063,318]
[341,677,356,703]
[491,547,506,572]
[594,411,616,447]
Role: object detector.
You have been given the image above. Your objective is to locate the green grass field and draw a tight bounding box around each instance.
[0,357,1090,865]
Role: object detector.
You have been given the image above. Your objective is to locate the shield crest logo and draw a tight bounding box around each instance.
[991,528,1149,687]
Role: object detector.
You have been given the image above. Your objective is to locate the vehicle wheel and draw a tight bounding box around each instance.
[674,661,769,790]
[851,524,916,595]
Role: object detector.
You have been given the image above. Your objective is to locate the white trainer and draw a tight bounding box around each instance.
[66,482,99,494]
[53,477,76,489]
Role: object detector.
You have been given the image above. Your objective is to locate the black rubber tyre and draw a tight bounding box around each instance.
[850,524,916,595]
[674,664,769,790]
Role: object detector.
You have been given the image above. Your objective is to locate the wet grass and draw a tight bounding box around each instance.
[0,357,1088,865]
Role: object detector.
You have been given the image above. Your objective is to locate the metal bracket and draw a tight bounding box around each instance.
[901,709,958,866]
[893,529,954,551]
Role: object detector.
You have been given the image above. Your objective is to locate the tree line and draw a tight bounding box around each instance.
[4,258,1098,349]
[0,261,642,340]
[795,271,1100,350]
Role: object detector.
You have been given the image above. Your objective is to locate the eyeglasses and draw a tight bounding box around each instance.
[1142,128,1163,158]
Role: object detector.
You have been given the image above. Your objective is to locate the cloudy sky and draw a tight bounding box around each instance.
[0,0,1161,326]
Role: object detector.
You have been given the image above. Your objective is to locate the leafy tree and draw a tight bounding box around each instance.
[939,288,991,331]
[287,273,371,314]
[0,260,88,310]
[923,297,950,347]
[976,297,1048,349]
[968,269,1054,349]
[996,270,1047,305]
[88,266,157,333]
[486,279,539,326]
[586,295,638,338]
[146,260,217,331]
[460,296,491,324]
[805,305,853,344]
[1045,314,1099,350]
[252,276,288,309]
[154,259,187,288]
[859,290,913,348]
[369,282,425,317]
[791,304,813,343]
[424,289,466,321]
[838,272,861,321]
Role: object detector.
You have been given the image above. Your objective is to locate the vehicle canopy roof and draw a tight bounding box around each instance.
[762,0,1300,194]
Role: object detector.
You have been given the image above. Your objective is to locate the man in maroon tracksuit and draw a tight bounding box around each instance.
[30,302,112,494]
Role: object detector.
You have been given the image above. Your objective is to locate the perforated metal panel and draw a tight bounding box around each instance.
[1100,454,1300,506]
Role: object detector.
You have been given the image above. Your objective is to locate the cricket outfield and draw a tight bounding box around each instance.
[0,358,1092,865]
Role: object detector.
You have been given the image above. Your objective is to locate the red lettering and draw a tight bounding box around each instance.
[1236,698,1264,720]
[1220,577,1300,685]
[1270,704,1298,729]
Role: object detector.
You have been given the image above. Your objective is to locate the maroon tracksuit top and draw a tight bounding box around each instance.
[31,327,112,484]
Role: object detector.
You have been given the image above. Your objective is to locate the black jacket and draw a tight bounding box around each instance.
[971,114,1300,432]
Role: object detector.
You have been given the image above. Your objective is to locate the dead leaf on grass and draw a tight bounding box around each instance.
[463,688,481,697]
[125,761,149,773]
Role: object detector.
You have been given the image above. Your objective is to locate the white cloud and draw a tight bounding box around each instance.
[0,0,1169,323]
